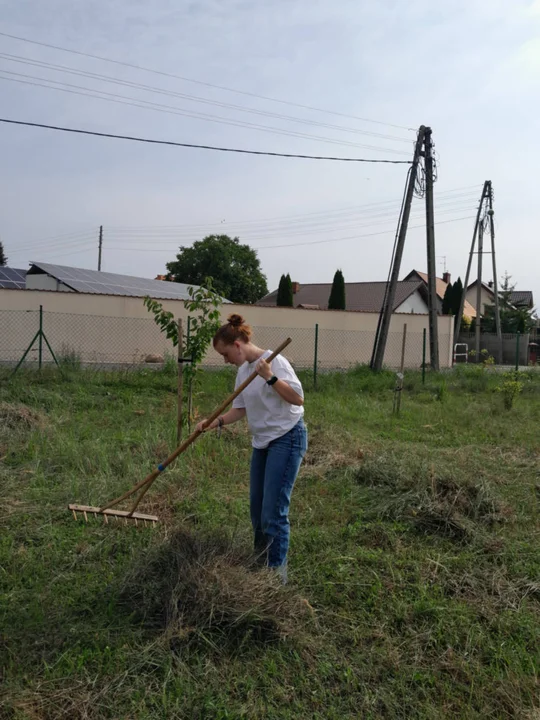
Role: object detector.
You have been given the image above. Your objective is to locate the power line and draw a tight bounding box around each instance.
[254,216,475,250]
[103,215,474,252]
[0,118,413,163]
[14,235,97,249]
[0,71,411,155]
[0,31,413,132]
[106,192,478,233]
[104,204,477,244]
[14,236,97,253]
[0,53,412,145]
[104,186,480,231]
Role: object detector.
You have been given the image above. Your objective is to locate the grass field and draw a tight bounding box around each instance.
[1,363,539,719]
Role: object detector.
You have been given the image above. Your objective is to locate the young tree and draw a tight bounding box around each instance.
[328,269,346,310]
[144,279,223,428]
[166,235,268,304]
[0,240,7,266]
[442,282,453,315]
[276,273,293,307]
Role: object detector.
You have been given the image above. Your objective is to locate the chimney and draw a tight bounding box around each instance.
[291,281,300,294]
[442,272,451,285]
[488,280,493,289]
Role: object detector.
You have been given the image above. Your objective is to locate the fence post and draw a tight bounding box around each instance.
[187,316,193,431]
[515,332,520,372]
[177,318,184,445]
[313,323,319,389]
[394,323,407,415]
[422,328,427,384]
[38,305,43,370]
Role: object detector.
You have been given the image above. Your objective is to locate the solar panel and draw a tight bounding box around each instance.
[27,261,227,301]
[0,267,27,289]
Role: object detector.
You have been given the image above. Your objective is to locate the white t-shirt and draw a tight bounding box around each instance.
[232,350,304,449]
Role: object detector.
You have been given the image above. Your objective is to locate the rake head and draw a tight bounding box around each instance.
[68,503,158,526]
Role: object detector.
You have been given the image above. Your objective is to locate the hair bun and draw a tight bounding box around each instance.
[227,313,245,328]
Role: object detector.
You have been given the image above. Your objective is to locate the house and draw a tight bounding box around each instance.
[16,261,224,301]
[465,279,535,315]
[257,280,430,313]
[403,270,477,319]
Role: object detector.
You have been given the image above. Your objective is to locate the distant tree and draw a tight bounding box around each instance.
[276,273,293,307]
[166,235,268,304]
[328,269,346,310]
[0,241,7,266]
[451,277,464,316]
[442,282,453,315]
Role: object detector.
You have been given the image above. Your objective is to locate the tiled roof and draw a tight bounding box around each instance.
[509,291,534,308]
[257,281,426,313]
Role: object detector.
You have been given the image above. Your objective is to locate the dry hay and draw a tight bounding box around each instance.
[302,428,364,476]
[356,453,511,543]
[0,402,45,430]
[119,527,315,650]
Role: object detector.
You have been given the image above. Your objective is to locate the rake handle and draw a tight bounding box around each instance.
[100,337,292,513]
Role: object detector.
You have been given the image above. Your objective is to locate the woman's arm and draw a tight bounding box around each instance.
[255,358,304,407]
[196,407,246,433]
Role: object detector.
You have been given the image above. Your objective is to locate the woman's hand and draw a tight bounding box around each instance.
[196,418,214,433]
[255,357,273,382]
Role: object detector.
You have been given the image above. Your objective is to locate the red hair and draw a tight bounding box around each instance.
[213,314,252,347]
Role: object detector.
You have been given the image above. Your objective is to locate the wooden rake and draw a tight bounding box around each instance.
[68,338,292,526]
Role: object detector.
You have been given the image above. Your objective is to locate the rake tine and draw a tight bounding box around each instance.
[103,514,108,524]
[83,511,88,523]
[72,509,77,521]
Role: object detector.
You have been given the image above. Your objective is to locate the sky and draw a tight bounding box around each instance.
[1,0,540,304]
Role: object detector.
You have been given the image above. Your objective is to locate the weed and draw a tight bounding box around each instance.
[496,371,524,410]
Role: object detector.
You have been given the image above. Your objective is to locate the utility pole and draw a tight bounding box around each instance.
[424,127,439,371]
[475,221,484,361]
[370,126,425,371]
[455,182,490,338]
[488,182,502,363]
[98,225,103,271]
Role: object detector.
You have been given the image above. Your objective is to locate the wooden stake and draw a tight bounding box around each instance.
[177,318,184,445]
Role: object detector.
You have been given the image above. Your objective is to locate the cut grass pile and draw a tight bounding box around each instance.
[0,363,539,718]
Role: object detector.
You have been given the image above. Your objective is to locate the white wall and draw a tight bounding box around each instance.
[465,285,493,315]
[395,290,428,314]
[26,274,73,292]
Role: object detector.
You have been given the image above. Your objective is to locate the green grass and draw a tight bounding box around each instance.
[1,364,539,719]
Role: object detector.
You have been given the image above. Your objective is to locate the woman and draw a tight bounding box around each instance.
[197,314,307,583]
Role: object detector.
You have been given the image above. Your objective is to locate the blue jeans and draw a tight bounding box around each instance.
[249,419,308,570]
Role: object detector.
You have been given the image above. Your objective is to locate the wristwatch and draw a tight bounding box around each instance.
[267,375,278,386]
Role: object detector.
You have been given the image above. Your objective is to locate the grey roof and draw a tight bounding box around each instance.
[257,280,427,313]
[509,291,534,308]
[0,266,27,289]
[26,261,222,301]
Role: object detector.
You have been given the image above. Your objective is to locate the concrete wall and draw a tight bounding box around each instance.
[457,333,530,366]
[0,288,454,369]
